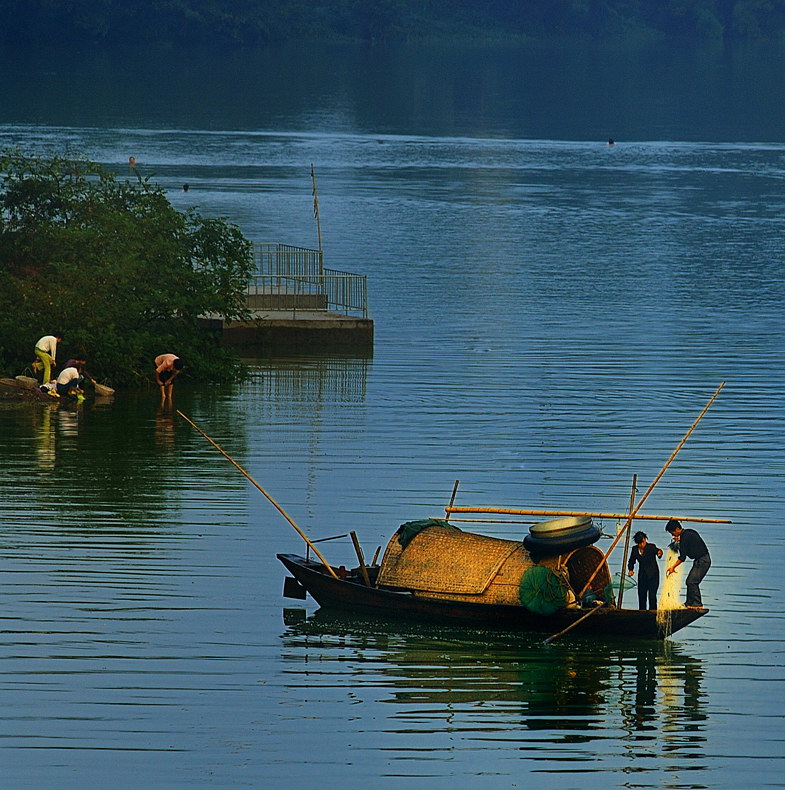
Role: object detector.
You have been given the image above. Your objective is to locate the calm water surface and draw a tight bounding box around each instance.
[1,41,784,788]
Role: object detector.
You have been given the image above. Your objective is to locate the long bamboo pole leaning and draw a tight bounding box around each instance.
[575,380,726,600]
[616,474,637,610]
[177,410,340,580]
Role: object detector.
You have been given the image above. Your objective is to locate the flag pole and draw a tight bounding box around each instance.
[311,163,323,261]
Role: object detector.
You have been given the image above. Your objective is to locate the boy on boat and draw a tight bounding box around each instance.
[627,531,663,610]
[665,519,711,608]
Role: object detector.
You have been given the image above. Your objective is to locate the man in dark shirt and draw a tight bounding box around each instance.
[665,519,711,608]
[627,531,663,610]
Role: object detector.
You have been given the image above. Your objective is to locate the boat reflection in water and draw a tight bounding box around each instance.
[280,609,707,761]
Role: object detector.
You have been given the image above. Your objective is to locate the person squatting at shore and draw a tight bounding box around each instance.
[55,365,84,398]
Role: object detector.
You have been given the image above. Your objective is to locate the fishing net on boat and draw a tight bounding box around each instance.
[519,566,570,615]
[396,518,459,548]
[657,547,686,631]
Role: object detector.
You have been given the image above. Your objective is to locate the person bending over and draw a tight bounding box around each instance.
[665,519,711,608]
[154,354,184,399]
[34,333,62,384]
[55,366,84,398]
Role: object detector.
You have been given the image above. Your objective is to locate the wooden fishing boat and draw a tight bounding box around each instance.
[278,516,709,640]
[18,374,115,397]
[177,382,728,643]
[0,374,114,400]
[0,377,49,400]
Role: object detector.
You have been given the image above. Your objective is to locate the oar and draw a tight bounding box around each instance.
[177,410,339,579]
[544,602,605,644]
[576,381,726,600]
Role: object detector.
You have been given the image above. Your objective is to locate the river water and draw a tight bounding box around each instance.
[1,40,784,788]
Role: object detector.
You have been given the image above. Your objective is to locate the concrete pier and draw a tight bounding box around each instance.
[199,311,374,354]
[202,244,374,353]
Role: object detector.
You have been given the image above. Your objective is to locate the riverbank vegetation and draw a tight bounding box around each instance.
[0,152,254,386]
[2,0,785,46]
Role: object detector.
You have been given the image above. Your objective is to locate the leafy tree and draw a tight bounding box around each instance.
[0,151,254,386]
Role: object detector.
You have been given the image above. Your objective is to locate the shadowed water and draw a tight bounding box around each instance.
[1,40,785,789]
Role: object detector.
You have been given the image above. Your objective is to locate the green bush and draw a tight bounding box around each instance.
[0,151,254,386]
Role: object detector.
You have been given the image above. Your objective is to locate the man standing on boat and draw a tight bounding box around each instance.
[665,519,711,608]
[627,531,663,610]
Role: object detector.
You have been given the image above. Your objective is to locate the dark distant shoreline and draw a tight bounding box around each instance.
[3,1,785,47]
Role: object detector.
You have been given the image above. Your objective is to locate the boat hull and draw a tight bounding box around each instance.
[278,553,707,639]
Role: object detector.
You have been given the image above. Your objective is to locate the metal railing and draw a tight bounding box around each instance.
[251,244,368,317]
[254,243,324,277]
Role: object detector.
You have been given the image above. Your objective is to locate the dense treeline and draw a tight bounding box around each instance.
[2,0,785,46]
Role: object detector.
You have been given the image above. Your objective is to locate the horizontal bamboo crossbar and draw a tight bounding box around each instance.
[445,506,730,524]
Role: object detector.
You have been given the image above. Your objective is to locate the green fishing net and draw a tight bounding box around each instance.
[519,565,570,615]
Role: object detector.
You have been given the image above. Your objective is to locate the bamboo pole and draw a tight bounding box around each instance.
[544,602,605,644]
[443,509,729,524]
[350,531,371,586]
[434,510,733,524]
[616,474,637,610]
[444,479,460,522]
[176,410,339,579]
[576,381,726,600]
[311,163,323,255]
